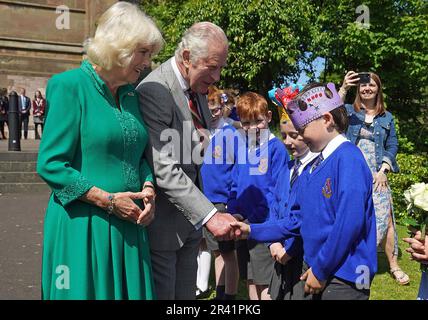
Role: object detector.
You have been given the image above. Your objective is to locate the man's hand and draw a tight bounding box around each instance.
[403,231,428,264]
[300,268,326,295]
[205,212,239,241]
[269,243,291,265]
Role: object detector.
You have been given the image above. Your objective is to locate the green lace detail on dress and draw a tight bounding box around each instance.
[55,175,93,206]
[115,109,141,191]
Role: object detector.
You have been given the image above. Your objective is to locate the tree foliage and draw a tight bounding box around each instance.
[140,0,427,222]
[141,0,318,93]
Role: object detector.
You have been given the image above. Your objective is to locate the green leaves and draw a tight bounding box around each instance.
[140,0,318,93]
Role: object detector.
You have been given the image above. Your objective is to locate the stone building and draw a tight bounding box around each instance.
[0,0,117,137]
[0,0,117,96]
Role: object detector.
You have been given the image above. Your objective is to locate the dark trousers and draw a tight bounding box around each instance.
[20,115,29,139]
[269,254,303,300]
[293,262,370,300]
[0,120,6,138]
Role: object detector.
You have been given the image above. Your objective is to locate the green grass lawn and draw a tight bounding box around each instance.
[205,224,421,300]
[370,224,421,300]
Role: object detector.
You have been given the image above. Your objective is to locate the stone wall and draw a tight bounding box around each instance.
[0,0,117,94]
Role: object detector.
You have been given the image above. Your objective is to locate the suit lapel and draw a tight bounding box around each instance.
[162,59,192,122]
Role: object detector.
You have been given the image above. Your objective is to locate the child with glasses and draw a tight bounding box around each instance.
[197,86,242,300]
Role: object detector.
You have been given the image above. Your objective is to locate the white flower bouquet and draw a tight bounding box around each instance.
[404,182,428,271]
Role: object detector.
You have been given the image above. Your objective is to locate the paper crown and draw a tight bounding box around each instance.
[268,84,303,123]
[285,83,343,130]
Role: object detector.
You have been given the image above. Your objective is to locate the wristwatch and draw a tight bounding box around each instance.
[382,167,390,175]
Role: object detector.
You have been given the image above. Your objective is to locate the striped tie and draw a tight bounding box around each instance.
[187,90,204,130]
[290,159,302,187]
[310,154,324,173]
[187,90,209,156]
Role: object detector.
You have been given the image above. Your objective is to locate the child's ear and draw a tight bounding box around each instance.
[266,110,272,123]
[323,113,335,130]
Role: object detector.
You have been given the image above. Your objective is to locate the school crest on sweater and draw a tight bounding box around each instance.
[213,145,222,159]
[258,158,268,174]
[322,178,332,199]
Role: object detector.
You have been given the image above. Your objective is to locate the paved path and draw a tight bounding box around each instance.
[0,138,47,300]
[0,192,50,300]
[0,139,40,152]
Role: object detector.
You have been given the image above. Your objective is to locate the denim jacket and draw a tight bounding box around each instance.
[345,104,399,173]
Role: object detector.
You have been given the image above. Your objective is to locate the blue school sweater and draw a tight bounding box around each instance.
[250,142,377,283]
[227,135,289,223]
[200,123,241,204]
[266,159,316,258]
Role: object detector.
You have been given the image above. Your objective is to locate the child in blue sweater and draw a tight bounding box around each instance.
[267,118,318,300]
[199,86,242,300]
[227,92,289,300]
[232,83,377,300]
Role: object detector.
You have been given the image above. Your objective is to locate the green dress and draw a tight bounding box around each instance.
[37,60,155,300]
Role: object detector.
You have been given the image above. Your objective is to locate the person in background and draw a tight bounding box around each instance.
[198,85,241,300]
[32,90,46,139]
[266,85,318,300]
[36,2,163,299]
[227,92,289,300]
[0,88,8,139]
[221,89,242,130]
[18,87,31,139]
[339,71,409,285]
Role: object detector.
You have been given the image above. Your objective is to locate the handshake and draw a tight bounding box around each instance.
[205,212,251,241]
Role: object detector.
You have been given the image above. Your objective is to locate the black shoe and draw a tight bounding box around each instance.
[196,287,213,300]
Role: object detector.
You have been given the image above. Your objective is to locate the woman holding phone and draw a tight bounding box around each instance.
[339,71,409,285]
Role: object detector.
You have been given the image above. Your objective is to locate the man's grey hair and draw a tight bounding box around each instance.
[175,22,228,64]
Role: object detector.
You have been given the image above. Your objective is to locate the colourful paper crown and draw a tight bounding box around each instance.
[285,83,343,130]
[268,84,303,123]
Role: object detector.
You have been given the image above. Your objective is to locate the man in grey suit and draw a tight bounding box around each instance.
[136,22,238,300]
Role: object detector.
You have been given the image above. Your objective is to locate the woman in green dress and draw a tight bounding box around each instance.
[37,2,164,299]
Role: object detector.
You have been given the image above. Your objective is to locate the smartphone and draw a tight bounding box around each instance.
[358,72,371,84]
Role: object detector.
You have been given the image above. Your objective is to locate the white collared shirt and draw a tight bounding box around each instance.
[289,150,319,180]
[320,134,349,161]
[309,134,349,173]
[171,57,189,92]
[247,131,276,153]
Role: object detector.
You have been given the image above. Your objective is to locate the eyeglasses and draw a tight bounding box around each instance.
[209,105,223,115]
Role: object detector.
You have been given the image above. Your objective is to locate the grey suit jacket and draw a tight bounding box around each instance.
[136,58,216,250]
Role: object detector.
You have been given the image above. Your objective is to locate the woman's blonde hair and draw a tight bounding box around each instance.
[84,2,164,70]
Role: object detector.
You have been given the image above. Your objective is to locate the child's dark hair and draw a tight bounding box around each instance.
[330,106,348,133]
[296,82,348,133]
